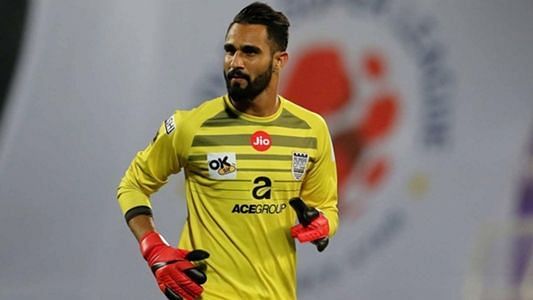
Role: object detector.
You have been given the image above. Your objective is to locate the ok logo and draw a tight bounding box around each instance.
[252,176,272,200]
[208,156,231,170]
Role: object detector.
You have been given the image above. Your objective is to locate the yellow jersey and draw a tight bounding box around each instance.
[117,95,338,299]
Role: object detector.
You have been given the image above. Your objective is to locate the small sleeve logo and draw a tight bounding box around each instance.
[164,115,176,134]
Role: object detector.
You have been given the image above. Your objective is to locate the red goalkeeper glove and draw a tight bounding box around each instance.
[289,197,330,252]
[140,231,209,300]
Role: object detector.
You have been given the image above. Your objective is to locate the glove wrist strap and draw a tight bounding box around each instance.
[139,231,169,261]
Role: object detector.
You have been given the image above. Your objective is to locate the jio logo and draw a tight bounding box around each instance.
[250,130,272,152]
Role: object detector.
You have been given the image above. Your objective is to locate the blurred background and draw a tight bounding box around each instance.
[0,0,532,299]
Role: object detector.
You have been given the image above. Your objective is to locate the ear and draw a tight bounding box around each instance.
[274,51,289,72]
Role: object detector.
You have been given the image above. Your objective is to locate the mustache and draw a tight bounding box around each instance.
[226,69,250,81]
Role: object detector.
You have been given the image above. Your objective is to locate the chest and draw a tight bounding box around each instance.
[183,128,316,201]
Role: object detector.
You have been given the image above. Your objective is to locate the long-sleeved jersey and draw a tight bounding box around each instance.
[117,95,338,299]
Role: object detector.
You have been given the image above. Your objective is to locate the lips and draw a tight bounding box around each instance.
[227,69,249,81]
[230,77,246,82]
[229,74,248,81]
[229,75,248,86]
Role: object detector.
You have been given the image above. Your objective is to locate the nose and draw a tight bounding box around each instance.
[229,51,244,69]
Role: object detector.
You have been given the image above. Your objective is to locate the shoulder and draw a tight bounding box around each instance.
[168,96,226,126]
[280,96,329,130]
[164,96,226,157]
[157,96,225,141]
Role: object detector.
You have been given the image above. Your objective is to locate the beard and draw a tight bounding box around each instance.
[224,64,273,103]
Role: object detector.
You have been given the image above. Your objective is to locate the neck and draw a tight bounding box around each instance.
[230,84,280,117]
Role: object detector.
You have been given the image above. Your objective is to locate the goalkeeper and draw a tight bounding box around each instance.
[117,2,339,299]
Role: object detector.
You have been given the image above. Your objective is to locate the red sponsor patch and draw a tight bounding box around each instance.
[250,131,272,151]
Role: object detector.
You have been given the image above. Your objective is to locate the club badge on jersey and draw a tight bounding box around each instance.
[292,152,309,180]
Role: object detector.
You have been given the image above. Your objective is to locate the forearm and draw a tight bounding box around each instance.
[127,214,157,242]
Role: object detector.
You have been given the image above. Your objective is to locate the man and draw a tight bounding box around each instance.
[117,2,339,299]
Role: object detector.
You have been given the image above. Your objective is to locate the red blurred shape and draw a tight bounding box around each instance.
[359,93,398,142]
[363,158,390,189]
[333,128,363,191]
[362,50,387,80]
[283,46,352,115]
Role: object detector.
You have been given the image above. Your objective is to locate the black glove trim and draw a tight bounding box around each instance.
[164,287,184,300]
[151,260,177,274]
[151,259,208,285]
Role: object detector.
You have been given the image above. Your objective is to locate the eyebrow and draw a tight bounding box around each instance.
[242,45,261,53]
[224,43,235,50]
[224,43,262,54]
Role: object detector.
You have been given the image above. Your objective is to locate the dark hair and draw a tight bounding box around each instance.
[228,2,290,52]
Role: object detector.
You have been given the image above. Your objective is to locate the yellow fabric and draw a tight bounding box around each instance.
[117,95,338,299]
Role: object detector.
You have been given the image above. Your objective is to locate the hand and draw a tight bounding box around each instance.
[289,197,330,252]
[140,231,209,300]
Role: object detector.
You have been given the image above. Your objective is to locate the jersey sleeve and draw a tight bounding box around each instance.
[116,112,182,218]
[300,116,339,236]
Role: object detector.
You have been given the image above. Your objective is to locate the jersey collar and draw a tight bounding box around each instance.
[223,95,284,123]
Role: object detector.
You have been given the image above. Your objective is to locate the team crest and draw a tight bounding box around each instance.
[292,152,309,180]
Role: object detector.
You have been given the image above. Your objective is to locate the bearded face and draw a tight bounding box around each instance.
[224,62,273,103]
[223,23,280,104]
